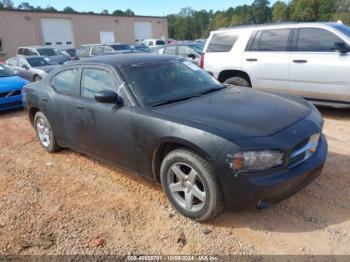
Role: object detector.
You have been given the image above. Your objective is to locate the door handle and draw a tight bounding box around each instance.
[246,58,258,62]
[41,98,48,102]
[76,106,84,110]
[293,59,308,64]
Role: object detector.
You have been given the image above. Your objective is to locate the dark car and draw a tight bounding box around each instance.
[23,54,327,221]
[17,46,70,65]
[131,45,152,53]
[107,43,133,52]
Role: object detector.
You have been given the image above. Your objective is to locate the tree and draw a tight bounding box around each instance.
[112,10,124,15]
[63,6,77,13]
[124,9,135,16]
[251,0,271,23]
[271,1,289,22]
[290,0,318,21]
[0,1,3,9]
[2,0,14,8]
[44,6,58,12]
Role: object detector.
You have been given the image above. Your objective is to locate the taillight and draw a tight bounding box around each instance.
[200,53,205,68]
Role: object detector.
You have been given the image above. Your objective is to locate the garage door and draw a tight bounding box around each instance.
[134,21,153,43]
[40,18,75,49]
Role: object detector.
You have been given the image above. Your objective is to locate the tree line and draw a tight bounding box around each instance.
[168,0,350,40]
[0,0,135,16]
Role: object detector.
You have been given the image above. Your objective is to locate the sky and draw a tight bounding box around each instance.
[12,0,280,16]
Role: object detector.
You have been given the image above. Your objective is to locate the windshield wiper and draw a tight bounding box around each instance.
[199,85,226,96]
[151,94,201,107]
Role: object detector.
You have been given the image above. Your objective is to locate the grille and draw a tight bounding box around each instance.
[289,133,320,168]
[0,90,22,99]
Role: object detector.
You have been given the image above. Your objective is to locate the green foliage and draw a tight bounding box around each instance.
[271,1,289,22]
[112,9,135,16]
[63,6,77,13]
[0,1,3,9]
[44,6,58,12]
[168,0,348,40]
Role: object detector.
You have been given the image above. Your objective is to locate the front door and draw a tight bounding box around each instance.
[288,27,350,103]
[75,66,136,168]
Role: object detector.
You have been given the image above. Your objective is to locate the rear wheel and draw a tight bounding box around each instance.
[33,75,42,82]
[160,148,223,221]
[34,112,60,153]
[224,77,250,87]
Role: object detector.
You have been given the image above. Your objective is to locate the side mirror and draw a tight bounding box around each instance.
[22,64,29,70]
[94,90,123,104]
[188,53,196,60]
[332,42,349,54]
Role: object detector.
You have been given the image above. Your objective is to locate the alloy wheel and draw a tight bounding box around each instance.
[167,162,206,212]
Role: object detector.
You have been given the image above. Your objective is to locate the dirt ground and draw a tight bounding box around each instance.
[0,108,349,256]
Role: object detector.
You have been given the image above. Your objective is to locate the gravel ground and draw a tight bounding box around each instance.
[0,108,349,256]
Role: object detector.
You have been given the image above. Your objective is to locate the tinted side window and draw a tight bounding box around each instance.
[52,69,78,96]
[164,46,177,55]
[17,48,24,55]
[23,48,37,56]
[179,46,195,57]
[297,28,343,52]
[207,33,238,52]
[81,69,116,99]
[76,46,90,57]
[258,29,291,51]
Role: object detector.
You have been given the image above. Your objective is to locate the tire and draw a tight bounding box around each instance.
[33,75,42,82]
[224,76,251,87]
[34,112,60,153]
[160,148,223,221]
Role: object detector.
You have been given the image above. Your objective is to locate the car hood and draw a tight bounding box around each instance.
[48,55,70,64]
[153,87,311,139]
[0,76,29,92]
[35,65,59,73]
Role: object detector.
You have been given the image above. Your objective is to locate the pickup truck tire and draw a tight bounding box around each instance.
[224,77,251,87]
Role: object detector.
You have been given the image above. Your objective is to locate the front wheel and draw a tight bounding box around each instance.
[33,75,42,82]
[224,77,251,87]
[160,149,223,221]
[34,112,60,153]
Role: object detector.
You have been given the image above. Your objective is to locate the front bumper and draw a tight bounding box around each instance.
[221,134,328,211]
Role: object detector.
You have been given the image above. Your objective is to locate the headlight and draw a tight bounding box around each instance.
[227,150,284,173]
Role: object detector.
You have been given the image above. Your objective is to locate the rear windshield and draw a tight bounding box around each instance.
[111,44,132,51]
[207,33,238,52]
[120,60,223,107]
[0,65,13,77]
[38,48,62,56]
[188,44,204,54]
[156,40,165,45]
[27,57,53,67]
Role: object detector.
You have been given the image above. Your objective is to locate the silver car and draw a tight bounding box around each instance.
[6,56,59,82]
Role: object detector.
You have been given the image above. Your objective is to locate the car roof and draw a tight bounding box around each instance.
[10,55,47,59]
[217,22,341,32]
[73,53,180,67]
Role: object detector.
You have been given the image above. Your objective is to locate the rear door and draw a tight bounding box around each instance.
[242,28,292,93]
[49,67,81,147]
[288,27,350,102]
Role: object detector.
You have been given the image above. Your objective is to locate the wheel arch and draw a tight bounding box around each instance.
[29,107,40,126]
[151,138,213,182]
[218,69,252,86]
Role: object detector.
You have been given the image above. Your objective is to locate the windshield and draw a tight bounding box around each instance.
[111,44,132,51]
[37,48,62,56]
[27,57,53,67]
[0,65,13,77]
[331,23,350,38]
[189,44,204,54]
[120,60,224,107]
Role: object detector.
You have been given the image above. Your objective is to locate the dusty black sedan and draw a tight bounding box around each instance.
[23,54,328,221]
